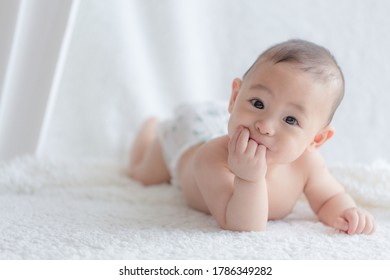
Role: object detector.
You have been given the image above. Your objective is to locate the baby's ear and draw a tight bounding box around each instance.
[307,126,334,151]
[228,78,242,113]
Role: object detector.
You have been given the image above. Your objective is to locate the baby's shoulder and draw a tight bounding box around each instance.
[194,135,230,165]
[294,150,327,177]
[299,149,325,164]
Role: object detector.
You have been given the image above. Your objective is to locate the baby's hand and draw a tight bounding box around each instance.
[228,126,267,183]
[333,207,375,235]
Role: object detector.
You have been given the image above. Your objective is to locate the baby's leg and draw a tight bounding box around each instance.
[129,117,170,185]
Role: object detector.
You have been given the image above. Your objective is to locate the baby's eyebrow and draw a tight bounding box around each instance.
[249,83,273,95]
[289,102,308,118]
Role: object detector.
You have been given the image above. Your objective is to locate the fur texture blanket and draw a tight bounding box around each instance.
[1,156,389,259]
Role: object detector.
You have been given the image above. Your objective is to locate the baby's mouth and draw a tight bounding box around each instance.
[250,137,270,151]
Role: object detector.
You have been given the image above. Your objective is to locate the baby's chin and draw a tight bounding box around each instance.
[268,152,305,166]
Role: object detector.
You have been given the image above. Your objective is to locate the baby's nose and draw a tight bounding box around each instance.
[255,119,275,136]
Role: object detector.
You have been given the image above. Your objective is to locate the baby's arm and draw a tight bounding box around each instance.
[194,127,268,231]
[304,153,375,234]
[226,126,268,231]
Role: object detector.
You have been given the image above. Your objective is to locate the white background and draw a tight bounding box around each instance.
[33,0,390,164]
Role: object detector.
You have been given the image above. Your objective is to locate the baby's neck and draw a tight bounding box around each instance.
[265,162,291,179]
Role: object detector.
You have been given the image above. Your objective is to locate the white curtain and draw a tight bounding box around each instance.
[0,0,78,161]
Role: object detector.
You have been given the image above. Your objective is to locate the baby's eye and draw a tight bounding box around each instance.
[284,116,299,126]
[250,99,264,109]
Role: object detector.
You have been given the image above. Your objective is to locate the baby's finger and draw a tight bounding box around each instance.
[229,126,243,153]
[354,211,366,234]
[333,217,349,232]
[345,209,359,234]
[236,127,250,153]
[246,139,258,156]
[363,215,375,235]
[255,145,267,161]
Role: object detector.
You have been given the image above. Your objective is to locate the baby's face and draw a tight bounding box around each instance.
[228,61,333,164]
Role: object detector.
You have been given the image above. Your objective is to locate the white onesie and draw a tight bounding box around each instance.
[157,102,229,186]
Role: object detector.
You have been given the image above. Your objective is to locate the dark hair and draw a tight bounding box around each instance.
[243,39,345,123]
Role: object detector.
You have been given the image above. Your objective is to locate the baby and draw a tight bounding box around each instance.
[129,39,375,234]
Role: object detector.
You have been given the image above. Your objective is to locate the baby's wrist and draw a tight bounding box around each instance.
[234,175,266,187]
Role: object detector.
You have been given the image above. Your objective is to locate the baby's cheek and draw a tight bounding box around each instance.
[275,139,304,163]
[227,120,236,139]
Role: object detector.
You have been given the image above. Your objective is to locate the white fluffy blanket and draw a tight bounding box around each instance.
[1,156,389,259]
